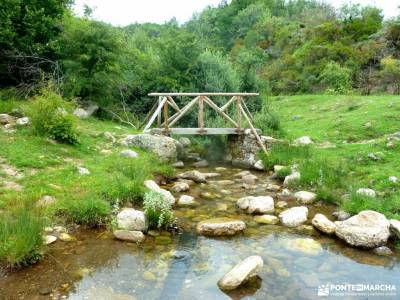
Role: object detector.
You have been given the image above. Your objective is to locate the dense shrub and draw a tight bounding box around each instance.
[319,61,352,94]
[0,207,44,267]
[253,103,282,135]
[143,191,173,229]
[27,89,79,144]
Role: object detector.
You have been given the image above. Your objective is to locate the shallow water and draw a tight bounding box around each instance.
[1,165,399,300]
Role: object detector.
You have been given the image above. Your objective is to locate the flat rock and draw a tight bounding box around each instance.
[178,170,207,183]
[373,246,393,256]
[0,114,14,124]
[356,188,376,198]
[117,208,147,232]
[193,160,209,168]
[294,191,317,204]
[254,215,279,224]
[144,180,175,204]
[171,182,190,193]
[16,117,30,126]
[120,150,138,158]
[253,160,264,171]
[77,167,90,175]
[218,256,263,291]
[276,201,288,208]
[286,238,322,256]
[335,210,390,248]
[178,195,197,206]
[237,196,274,214]
[332,210,351,221]
[59,233,74,242]
[279,206,308,227]
[312,213,336,234]
[172,161,184,168]
[113,230,145,243]
[196,218,246,236]
[241,174,258,185]
[44,235,57,245]
[283,172,300,186]
[294,136,313,145]
[36,195,56,207]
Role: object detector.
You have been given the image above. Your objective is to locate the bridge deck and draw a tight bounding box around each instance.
[144,128,261,135]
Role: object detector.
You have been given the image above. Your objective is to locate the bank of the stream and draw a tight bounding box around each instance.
[1,165,400,299]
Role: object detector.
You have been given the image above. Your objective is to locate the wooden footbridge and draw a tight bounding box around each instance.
[142,93,266,152]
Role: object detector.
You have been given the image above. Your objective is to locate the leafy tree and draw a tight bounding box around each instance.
[57,16,128,106]
[0,0,71,85]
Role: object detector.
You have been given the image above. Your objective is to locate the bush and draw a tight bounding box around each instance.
[0,207,44,267]
[27,88,80,144]
[319,61,352,94]
[143,191,173,229]
[58,197,110,227]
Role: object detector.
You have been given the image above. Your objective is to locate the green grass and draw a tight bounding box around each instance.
[0,93,174,266]
[0,204,44,267]
[263,94,400,219]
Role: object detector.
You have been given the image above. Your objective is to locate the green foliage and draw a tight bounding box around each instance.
[57,197,110,227]
[319,61,352,94]
[143,191,174,229]
[27,88,79,144]
[58,16,128,106]
[0,0,71,84]
[0,206,44,267]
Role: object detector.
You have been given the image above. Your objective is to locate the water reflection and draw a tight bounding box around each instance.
[1,165,399,300]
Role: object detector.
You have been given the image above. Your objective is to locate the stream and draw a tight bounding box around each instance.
[1,165,399,300]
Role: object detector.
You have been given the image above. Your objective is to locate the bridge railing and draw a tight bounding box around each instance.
[141,92,266,153]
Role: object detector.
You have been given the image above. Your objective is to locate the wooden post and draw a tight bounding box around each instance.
[157,96,162,128]
[144,97,167,131]
[163,99,169,134]
[198,96,205,134]
[236,96,242,133]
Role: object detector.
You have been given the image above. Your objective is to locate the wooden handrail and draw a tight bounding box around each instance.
[149,92,259,97]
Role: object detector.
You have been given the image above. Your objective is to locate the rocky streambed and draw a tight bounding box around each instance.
[1,165,400,300]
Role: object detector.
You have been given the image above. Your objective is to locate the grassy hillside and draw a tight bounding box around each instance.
[262,94,400,219]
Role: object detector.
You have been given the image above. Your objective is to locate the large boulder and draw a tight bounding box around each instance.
[121,134,177,162]
[117,209,147,232]
[335,211,390,248]
[144,180,175,205]
[178,170,207,183]
[279,206,308,227]
[237,196,274,214]
[312,213,336,234]
[218,256,263,291]
[196,218,246,236]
